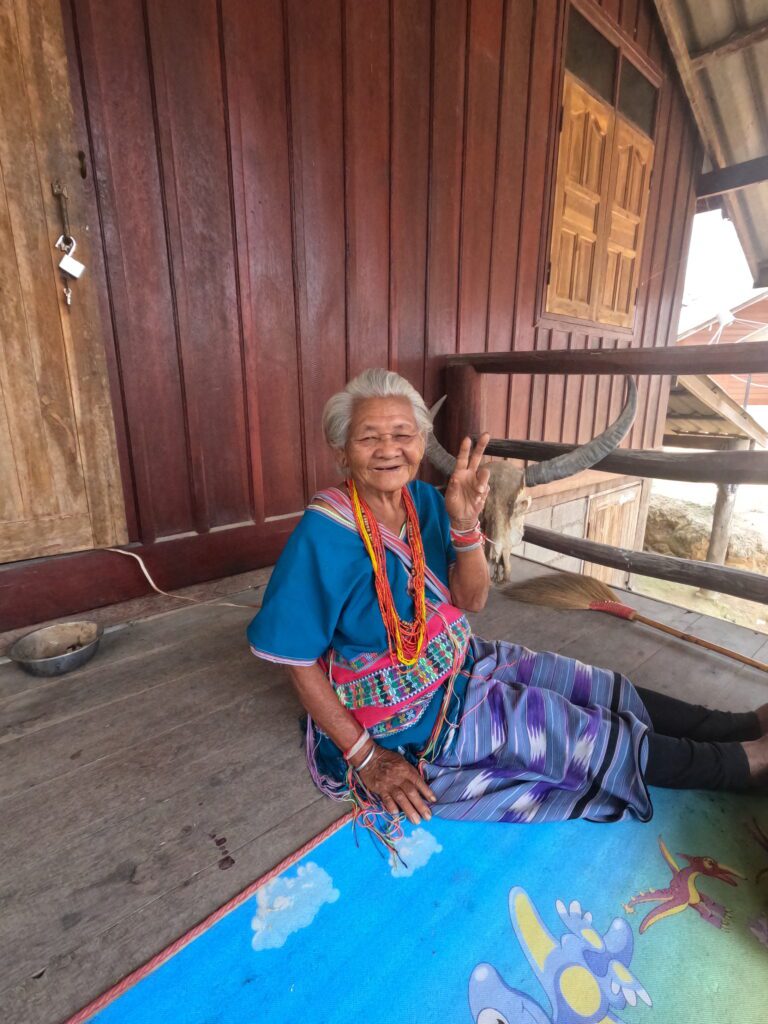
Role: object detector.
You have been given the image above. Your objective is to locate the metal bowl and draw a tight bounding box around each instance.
[8,620,103,677]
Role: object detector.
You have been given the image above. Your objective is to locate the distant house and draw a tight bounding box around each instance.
[677,291,768,408]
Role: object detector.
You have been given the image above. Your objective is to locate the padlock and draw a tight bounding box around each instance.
[56,235,86,279]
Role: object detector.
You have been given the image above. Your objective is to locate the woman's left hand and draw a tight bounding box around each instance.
[444,432,491,527]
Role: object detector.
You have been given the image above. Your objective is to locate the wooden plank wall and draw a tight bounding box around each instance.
[0,0,701,627]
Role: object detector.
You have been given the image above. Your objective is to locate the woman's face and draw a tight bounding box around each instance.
[339,397,426,500]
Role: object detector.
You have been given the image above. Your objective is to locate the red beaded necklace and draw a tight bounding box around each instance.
[348,480,427,666]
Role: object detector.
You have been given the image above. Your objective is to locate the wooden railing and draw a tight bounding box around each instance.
[445,340,768,375]
[442,341,768,604]
[485,441,768,485]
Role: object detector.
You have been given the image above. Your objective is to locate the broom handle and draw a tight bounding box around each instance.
[631,613,768,671]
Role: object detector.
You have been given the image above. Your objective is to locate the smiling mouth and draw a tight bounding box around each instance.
[374,465,403,471]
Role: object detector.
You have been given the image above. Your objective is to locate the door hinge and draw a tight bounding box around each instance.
[546,261,552,286]
[558,105,564,133]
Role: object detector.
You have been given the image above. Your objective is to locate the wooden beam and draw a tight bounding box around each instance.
[523,525,768,604]
[485,439,768,484]
[677,374,768,445]
[0,522,293,632]
[689,18,768,70]
[445,340,768,375]
[666,410,722,419]
[697,155,768,198]
[695,194,725,215]
[662,433,750,450]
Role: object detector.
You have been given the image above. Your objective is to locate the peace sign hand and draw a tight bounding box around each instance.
[444,432,491,528]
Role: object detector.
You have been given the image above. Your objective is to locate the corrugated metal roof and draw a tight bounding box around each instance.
[666,373,768,442]
[653,1,768,285]
[678,288,768,340]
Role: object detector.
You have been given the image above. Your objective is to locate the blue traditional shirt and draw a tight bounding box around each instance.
[247,480,471,747]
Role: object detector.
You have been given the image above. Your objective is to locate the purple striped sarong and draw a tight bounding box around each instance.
[423,637,652,824]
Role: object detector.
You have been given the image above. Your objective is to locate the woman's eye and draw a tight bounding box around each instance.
[395,434,413,443]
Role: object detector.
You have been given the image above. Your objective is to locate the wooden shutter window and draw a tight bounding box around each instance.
[546,74,614,321]
[596,118,654,328]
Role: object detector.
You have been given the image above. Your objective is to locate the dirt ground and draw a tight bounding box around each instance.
[638,472,768,636]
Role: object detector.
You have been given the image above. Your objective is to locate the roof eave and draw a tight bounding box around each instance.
[652,0,766,287]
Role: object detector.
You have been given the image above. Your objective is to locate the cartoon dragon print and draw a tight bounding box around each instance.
[623,836,744,933]
[468,888,651,1024]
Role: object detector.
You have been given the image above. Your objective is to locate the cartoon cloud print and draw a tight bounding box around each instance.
[469,887,651,1024]
[251,862,339,951]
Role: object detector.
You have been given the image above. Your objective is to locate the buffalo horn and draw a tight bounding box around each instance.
[523,375,637,486]
[425,376,637,485]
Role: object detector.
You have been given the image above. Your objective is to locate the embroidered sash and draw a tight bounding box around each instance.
[322,604,470,735]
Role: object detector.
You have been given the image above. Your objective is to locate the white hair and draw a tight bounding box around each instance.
[322,368,432,448]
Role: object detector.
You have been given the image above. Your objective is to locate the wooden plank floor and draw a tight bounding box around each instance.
[1,557,766,1024]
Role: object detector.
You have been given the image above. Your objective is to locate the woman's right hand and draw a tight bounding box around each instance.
[356,745,437,824]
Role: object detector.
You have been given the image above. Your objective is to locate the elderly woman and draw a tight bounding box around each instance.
[247,370,767,843]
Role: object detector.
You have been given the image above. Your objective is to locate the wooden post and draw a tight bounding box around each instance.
[698,438,753,593]
[444,364,485,456]
[705,484,737,565]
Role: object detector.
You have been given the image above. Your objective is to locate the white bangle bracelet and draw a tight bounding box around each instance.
[343,728,370,761]
[450,520,481,535]
[354,744,377,773]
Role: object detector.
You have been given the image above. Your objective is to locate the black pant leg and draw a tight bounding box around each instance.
[636,686,761,743]
[645,732,751,791]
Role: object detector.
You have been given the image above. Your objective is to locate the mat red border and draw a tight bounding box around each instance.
[62,812,352,1024]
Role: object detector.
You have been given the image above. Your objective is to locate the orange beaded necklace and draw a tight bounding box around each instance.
[348,479,427,666]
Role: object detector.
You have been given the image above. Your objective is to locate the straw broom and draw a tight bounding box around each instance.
[505,571,768,672]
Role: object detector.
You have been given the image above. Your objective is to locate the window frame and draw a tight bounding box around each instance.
[537,0,663,336]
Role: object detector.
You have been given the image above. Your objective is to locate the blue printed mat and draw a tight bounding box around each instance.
[75,790,768,1024]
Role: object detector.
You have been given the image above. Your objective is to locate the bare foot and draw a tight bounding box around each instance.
[743,733,768,787]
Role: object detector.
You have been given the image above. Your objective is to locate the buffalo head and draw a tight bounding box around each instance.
[427,376,637,582]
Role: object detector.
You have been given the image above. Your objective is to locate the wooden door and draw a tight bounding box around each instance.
[585,483,641,587]
[0,0,126,563]
[546,73,614,320]
[596,117,654,328]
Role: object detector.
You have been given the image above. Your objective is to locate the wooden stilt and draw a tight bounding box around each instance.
[705,484,737,566]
